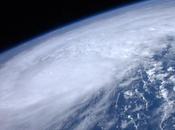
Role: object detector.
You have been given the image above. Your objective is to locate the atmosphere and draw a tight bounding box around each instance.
[0,0,141,53]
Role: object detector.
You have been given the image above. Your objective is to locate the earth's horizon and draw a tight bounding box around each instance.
[0,0,175,130]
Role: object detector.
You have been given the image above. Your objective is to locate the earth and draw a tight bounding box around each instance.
[0,0,175,130]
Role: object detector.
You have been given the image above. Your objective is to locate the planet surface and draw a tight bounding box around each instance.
[0,0,175,130]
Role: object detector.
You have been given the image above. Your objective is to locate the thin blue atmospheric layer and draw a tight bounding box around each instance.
[0,0,146,56]
[44,35,175,130]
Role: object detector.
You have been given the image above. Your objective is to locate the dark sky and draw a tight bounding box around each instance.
[0,0,143,53]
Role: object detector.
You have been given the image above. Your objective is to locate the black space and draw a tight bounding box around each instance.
[0,0,143,53]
